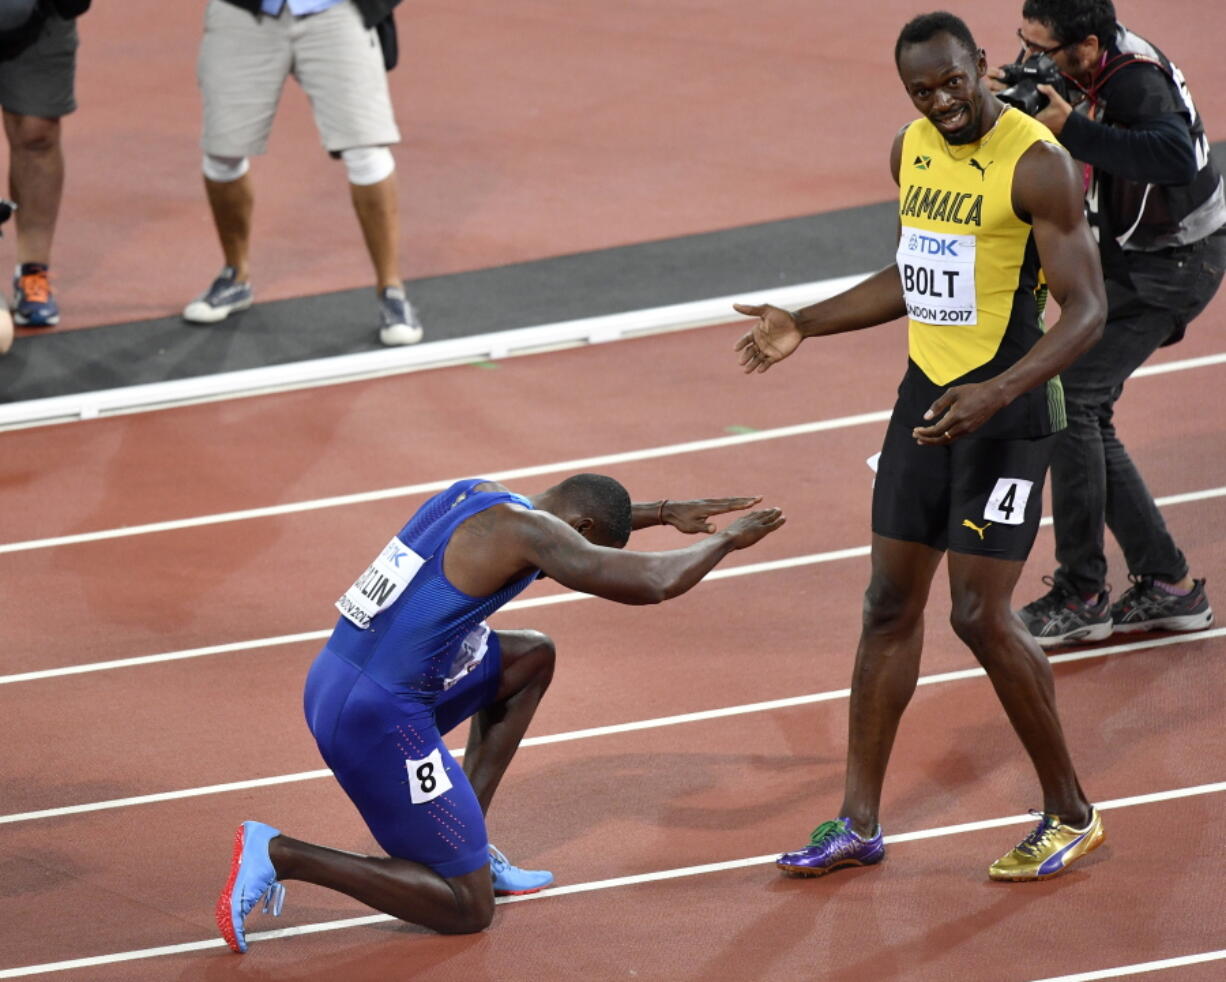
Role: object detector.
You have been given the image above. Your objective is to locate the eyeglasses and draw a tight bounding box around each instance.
[1015,27,1078,57]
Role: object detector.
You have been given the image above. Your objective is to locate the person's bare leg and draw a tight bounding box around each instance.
[947,551,1091,825]
[4,111,63,267]
[350,172,400,291]
[0,307,13,354]
[267,838,493,934]
[839,535,944,836]
[464,630,556,813]
[204,172,253,281]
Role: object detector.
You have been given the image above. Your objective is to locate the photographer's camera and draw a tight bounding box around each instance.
[996,53,1071,115]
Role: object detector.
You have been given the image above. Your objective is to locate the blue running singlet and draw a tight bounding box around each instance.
[303,479,539,877]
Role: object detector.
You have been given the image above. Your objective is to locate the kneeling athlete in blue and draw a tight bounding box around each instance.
[216,474,784,949]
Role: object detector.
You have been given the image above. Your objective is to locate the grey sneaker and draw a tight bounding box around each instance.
[1018,576,1113,647]
[1110,576,1214,634]
[183,266,253,323]
[378,286,423,346]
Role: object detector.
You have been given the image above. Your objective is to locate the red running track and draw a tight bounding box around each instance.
[2,297,1225,980]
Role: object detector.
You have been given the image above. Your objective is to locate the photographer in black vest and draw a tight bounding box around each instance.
[0,0,90,335]
[994,0,1226,646]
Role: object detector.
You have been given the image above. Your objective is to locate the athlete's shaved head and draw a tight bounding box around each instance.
[894,11,979,66]
[555,473,633,547]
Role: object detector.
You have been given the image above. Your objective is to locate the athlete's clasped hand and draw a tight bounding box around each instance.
[733,302,804,373]
[724,508,788,548]
[663,496,764,534]
[911,379,1010,445]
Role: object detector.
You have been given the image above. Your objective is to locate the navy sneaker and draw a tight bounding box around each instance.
[489,844,553,895]
[13,263,58,326]
[378,286,423,346]
[776,817,885,877]
[216,821,285,953]
[183,266,253,323]
[1018,576,1113,648]
[1111,576,1214,635]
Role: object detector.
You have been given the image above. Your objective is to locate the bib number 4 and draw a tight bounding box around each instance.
[984,478,1033,526]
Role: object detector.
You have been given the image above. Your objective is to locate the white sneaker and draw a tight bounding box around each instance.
[183,266,253,324]
[378,286,423,346]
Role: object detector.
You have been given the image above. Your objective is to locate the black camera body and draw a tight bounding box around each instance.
[997,53,1071,116]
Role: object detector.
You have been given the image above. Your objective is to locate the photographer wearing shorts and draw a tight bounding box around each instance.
[184,0,424,347]
[0,0,90,332]
[998,1,1226,646]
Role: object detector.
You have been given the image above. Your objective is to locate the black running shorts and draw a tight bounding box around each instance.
[871,415,1056,561]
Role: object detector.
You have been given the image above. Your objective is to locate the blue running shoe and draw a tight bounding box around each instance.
[183,266,253,324]
[489,844,553,896]
[216,821,285,953]
[776,817,885,877]
[12,264,58,327]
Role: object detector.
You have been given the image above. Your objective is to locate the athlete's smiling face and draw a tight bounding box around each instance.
[898,33,990,146]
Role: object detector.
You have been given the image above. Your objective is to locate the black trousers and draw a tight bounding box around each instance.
[1048,227,1226,596]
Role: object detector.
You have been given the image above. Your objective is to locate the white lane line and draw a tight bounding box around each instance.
[1132,351,1226,379]
[0,546,871,685]
[3,780,1223,979]
[4,345,1224,555]
[6,483,1226,687]
[0,631,336,686]
[0,412,890,555]
[1028,949,1226,982]
[4,627,1222,827]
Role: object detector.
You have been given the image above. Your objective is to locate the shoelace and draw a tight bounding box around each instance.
[807,820,847,846]
[260,881,286,917]
[1116,574,1153,607]
[18,272,50,304]
[1029,575,1073,615]
[488,845,509,874]
[1015,810,1058,856]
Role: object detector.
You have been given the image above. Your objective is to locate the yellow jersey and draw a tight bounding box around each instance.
[897,107,1053,387]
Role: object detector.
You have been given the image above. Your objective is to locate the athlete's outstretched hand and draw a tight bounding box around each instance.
[734,303,803,373]
[723,508,786,548]
[663,496,762,534]
[912,381,1009,445]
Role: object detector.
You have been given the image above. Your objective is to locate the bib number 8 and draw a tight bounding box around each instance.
[406,748,454,804]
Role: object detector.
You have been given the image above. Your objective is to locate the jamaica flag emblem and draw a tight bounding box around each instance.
[913,155,932,170]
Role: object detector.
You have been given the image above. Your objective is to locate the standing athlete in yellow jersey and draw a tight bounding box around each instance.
[734,11,1110,881]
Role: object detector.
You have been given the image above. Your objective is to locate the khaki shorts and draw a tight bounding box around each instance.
[0,13,78,118]
[198,0,399,156]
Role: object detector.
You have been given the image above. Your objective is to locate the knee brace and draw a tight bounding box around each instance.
[341,146,395,186]
[202,153,249,183]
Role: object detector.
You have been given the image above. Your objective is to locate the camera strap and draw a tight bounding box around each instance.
[1084,52,1169,117]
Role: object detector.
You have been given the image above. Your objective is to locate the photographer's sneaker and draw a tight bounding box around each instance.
[776,817,885,877]
[988,808,1104,881]
[489,844,553,895]
[378,286,423,346]
[13,264,58,327]
[216,820,285,953]
[1111,576,1214,635]
[1018,576,1113,647]
[183,266,253,323]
